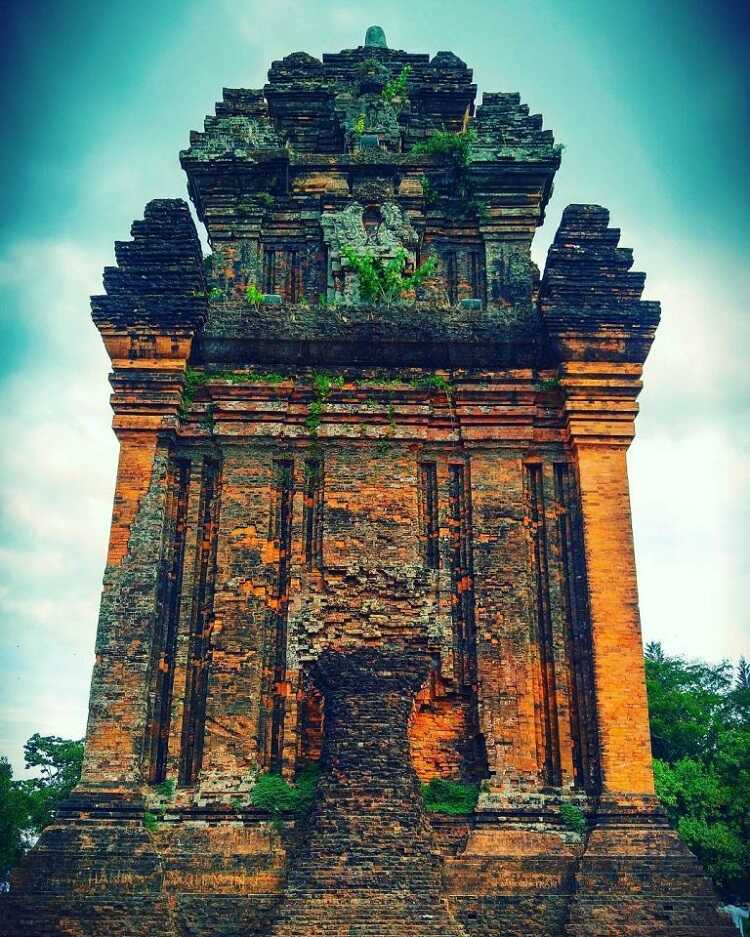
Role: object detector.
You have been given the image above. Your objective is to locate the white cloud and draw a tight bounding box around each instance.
[631,422,750,661]
[0,239,117,774]
[623,235,750,663]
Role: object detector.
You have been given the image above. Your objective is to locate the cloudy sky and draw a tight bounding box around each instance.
[1,0,748,774]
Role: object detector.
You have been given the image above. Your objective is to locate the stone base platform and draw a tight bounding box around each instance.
[0,651,734,937]
[0,799,735,937]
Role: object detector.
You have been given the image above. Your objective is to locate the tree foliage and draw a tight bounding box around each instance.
[0,759,28,886]
[646,642,750,899]
[0,735,83,886]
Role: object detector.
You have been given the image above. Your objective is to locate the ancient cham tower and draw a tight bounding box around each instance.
[5,26,734,937]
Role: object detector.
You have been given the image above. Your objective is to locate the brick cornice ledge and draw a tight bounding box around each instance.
[560,361,644,448]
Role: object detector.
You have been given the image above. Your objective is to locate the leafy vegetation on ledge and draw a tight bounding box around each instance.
[421,778,479,815]
[244,283,264,307]
[250,763,320,822]
[411,128,477,167]
[154,779,175,799]
[381,64,411,102]
[305,371,345,434]
[178,367,455,422]
[412,129,480,215]
[559,802,586,835]
[180,367,287,417]
[341,246,437,304]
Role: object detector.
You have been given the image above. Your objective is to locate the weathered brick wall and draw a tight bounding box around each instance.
[120,372,588,795]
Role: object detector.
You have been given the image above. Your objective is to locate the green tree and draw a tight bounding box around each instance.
[0,735,83,885]
[646,642,750,900]
[0,758,31,885]
[645,641,733,762]
[22,734,84,832]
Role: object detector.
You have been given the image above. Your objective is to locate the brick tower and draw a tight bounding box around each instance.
[4,27,733,937]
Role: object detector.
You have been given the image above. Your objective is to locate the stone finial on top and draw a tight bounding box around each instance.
[364,25,387,48]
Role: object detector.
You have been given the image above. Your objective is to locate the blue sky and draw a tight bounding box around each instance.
[1,0,748,774]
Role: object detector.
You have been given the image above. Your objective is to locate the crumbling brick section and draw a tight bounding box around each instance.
[270,647,467,937]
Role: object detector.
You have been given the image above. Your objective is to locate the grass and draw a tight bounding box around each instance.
[411,129,476,166]
[251,763,320,821]
[421,778,479,815]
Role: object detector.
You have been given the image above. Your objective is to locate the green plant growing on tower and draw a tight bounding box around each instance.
[154,779,175,799]
[353,113,366,136]
[375,440,392,457]
[357,57,386,78]
[420,175,440,207]
[305,371,345,434]
[245,284,264,307]
[410,373,452,396]
[560,802,586,835]
[143,811,160,832]
[179,368,289,419]
[412,129,477,205]
[421,778,479,815]
[539,376,562,392]
[250,763,320,824]
[381,64,411,102]
[180,368,206,417]
[411,128,477,166]
[208,287,223,300]
[340,246,437,304]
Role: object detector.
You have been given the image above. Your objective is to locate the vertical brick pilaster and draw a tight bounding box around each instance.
[81,430,174,787]
[572,442,654,793]
[563,363,654,795]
